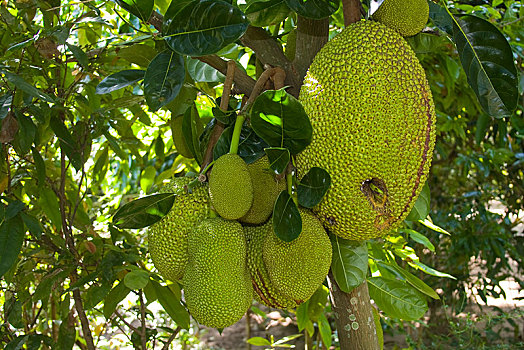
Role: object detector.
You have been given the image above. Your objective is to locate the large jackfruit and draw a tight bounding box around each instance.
[244,222,300,309]
[240,156,286,225]
[184,217,252,328]
[263,209,332,302]
[209,154,254,220]
[296,20,436,241]
[148,177,209,281]
[372,0,429,37]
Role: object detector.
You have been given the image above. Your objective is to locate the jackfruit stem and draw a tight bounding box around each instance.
[286,173,298,206]
[229,114,246,155]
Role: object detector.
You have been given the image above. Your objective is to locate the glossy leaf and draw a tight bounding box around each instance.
[330,236,368,293]
[150,280,190,329]
[0,94,12,119]
[113,193,176,229]
[124,269,150,290]
[264,147,289,174]
[272,190,301,242]
[95,70,145,94]
[251,89,312,154]
[452,15,518,117]
[247,337,271,346]
[163,0,195,33]
[405,183,430,221]
[367,277,428,321]
[144,51,185,112]
[187,58,224,83]
[284,0,338,19]
[213,124,268,165]
[115,0,154,22]
[428,1,453,35]
[297,167,331,208]
[377,261,439,300]
[66,43,88,68]
[182,104,204,164]
[245,0,290,27]
[0,214,24,278]
[164,0,249,56]
[2,71,55,103]
[103,281,131,318]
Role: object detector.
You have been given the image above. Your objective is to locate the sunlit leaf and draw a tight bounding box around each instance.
[247,337,271,346]
[124,269,150,290]
[103,281,131,319]
[187,58,224,83]
[2,71,55,103]
[150,280,190,329]
[418,218,450,235]
[245,0,290,27]
[330,236,368,293]
[113,193,176,229]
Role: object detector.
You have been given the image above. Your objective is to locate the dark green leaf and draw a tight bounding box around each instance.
[187,58,224,83]
[162,0,194,32]
[5,200,25,220]
[66,43,88,68]
[14,113,36,155]
[103,281,131,319]
[164,0,249,56]
[2,71,55,103]
[330,236,368,293]
[33,269,71,302]
[150,280,190,329]
[284,0,338,19]
[452,15,518,117]
[475,113,491,144]
[251,89,312,154]
[31,147,46,188]
[272,190,301,242]
[115,0,154,22]
[297,167,331,208]
[117,44,158,67]
[39,187,62,231]
[20,212,43,238]
[0,94,12,119]
[376,262,439,300]
[84,282,112,309]
[58,317,75,350]
[113,193,176,229]
[0,214,24,278]
[405,183,430,221]
[124,269,150,290]
[247,337,272,346]
[318,313,332,348]
[367,277,428,321]
[428,1,453,35]
[144,50,185,112]
[182,103,204,163]
[95,69,145,94]
[245,0,290,27]
[49,115,83,170]
[213,124,269,164]
[264,147,289,174]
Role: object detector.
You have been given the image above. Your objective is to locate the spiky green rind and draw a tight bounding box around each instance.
[263,209,332,301]
[372,0,429,37]
[244,222,300,309]
[148,177,209,281]
[184,218,253,328]
[296,20,436,241]
[240,156,286,225]
[209,154,254,220]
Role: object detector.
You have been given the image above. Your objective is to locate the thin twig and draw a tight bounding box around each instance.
[161,326,182,350]
[139,290,147,350]
[114,310,140,333]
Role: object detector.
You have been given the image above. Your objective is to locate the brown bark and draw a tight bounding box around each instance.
[328,274,380,350]
[342,0,363,26]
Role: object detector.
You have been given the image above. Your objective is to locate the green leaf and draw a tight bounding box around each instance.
[182,103,204,163]
[95,69,145,94]
[245,0,290,27]
[272,190,301,242]
[49,115,83,170]
[246,337,272,346]
[39,187,62,231]
[0,214,24,278]
[20,212,43,238]
[251,89,312,154]
[264,147,289,174]
[0,94,12,119]
[33,269,71,302]
[408,260,456,279]
[31,147,46,188]
[124,269,150,290]
[144,50,185,112]
[376,262,439,300]
[213,123,269,165]
[405,183,430,221]
[140,165,156,193]
[428,1,453,35]
[1,71,55,103]
[58,316,76,350]
[367,277,428,321]
[307,285,329,322]
[162,0,195,32]
[284,0,338,19]
[164,0,249,56]
[115,0,154,22]
[318,313,332,348]
[103,281,131,319]
[14,113,37,156]
[418,218,451,235]
[371,307,384,350]
[66,43,88,68]
[5,200,25,220]
[113,193,176,229]
[187,58,225,83]
[452,14,518,117]
[297,167,331,208]
[330,236,368,293]
[117,44,158,67]
[398,228,435,252]
[150,280,190,329]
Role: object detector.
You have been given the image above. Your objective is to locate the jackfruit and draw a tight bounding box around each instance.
[240,156,286,225]
[263,209,332,301]
[209,154,254,220]
[244,222,300,309]
[296,20,436,241]
[184,217,252,328]
[372,0,429,37]
[148,177,209,281]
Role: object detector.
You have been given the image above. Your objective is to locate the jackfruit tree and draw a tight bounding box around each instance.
[0,1,522,349]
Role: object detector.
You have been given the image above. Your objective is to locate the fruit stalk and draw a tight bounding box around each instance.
[229,114,246,155]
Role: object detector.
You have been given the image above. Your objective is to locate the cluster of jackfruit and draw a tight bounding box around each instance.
[148,155,332,329]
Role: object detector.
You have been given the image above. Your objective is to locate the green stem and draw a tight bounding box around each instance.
[229,114,246,155]
[287,173,298,206]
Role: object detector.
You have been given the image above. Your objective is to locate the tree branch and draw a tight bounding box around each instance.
[71,274,96,350]
[342,0,363,26]
[161,326,182,350]
[292,16,329,96]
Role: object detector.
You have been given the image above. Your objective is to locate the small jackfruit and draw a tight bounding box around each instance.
[184,217,253,328]
[263,209,332,302]
[296,20,436,241]
[244,222,300,309]
[209,154,254,220]
[240,156,286,225]
[372,0,429,37]
[148,177,209,281]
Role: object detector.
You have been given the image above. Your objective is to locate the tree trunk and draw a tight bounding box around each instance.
[328,273,380,350]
